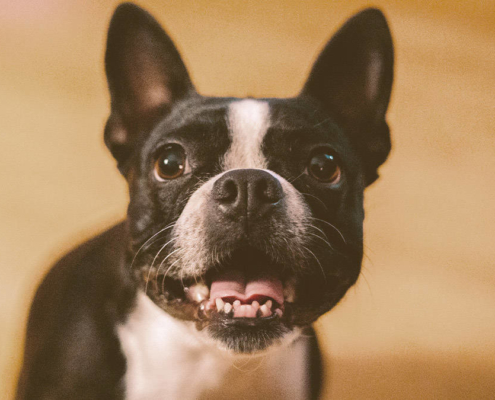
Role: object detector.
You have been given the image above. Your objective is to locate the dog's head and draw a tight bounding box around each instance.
[104,3,393,353]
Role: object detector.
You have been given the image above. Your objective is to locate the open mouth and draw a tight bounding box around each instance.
[144,248,296,329]
[141,244,350,352]
[195,268,286,318]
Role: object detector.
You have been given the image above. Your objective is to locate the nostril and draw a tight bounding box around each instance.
[216,178,238,203]
[254,177,283,204]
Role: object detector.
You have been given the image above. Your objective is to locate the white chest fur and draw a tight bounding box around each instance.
[117,293,311,400]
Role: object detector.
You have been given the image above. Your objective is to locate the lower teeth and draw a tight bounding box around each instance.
[214,297,282,318]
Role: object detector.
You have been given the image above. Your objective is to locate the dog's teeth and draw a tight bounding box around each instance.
[265,300,273,310]
[234,305,243,318]
[238,305,248,318]
[216,298,225,312]
[233,300,241,309]
[186,283,209,303]
[252,301,260,311]
[260,304,271,317]
[224,302,232,314]
[275,308,283,318]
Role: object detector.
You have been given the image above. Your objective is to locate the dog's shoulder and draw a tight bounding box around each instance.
[17,223,136,400]
[25,223,133,336]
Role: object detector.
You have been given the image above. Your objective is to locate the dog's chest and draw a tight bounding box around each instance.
[117,293,310,400]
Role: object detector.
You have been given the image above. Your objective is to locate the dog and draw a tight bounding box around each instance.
[16,3,393,399]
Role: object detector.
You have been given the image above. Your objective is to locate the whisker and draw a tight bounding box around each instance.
[133,234,174,264]
[300,192,329,212]
[129,221,177,270]
[302,245,327,284]
[153,244,180,279]
[179,268,186,293]
[362,251,374,266]
[306,231,336,252]
[363,244,377,257]
[310,217,347,245]
[288,172,306,183]
[144,244,179,294]
[307,224,330,242]
[359,267,373,297]
[312,117,333,129]
[159,255,185,294]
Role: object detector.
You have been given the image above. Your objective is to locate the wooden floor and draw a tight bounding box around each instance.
[1,0,494,398]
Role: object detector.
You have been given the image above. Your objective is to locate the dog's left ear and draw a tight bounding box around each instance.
[104,3,195,174]
[301,8,394,185]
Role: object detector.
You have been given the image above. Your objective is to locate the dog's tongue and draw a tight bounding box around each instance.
[210,269,284,306]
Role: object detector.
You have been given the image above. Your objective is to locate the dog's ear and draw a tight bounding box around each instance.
[301,8,394,185]
[104,3,194,173]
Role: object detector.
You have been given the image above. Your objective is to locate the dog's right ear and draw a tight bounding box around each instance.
[301,8,394,186]
[104,3,195,174]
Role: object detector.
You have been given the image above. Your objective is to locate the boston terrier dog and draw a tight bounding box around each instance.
[17,3,393,399]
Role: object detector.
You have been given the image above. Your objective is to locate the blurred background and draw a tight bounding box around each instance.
[1,0,494,399]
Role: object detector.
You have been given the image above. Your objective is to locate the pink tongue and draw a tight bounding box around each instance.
[210,269,284,306]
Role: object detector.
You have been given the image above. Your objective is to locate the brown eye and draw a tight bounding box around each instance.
[154,144,187,181]
[308,151,341,183]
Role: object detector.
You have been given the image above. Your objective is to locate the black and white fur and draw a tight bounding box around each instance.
[17,3,393,399]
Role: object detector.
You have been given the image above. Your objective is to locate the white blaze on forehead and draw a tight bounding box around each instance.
[224,99,270,170]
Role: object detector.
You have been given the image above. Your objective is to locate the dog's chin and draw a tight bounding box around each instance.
[203,313,294,354]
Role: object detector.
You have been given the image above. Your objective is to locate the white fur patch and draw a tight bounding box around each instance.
[117,293,220,399]
[117,292,310,400]
[264,169,309,244]
[224,99,270,169]
[170,176,219,277]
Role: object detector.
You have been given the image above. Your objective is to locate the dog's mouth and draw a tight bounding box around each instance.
[144,248,298,329]
[204,268,286,319]
[140,243,353,352]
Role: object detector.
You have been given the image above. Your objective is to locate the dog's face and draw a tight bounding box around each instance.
[104,4,393,353]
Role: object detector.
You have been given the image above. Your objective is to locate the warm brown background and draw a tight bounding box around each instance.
[1,0,494,399]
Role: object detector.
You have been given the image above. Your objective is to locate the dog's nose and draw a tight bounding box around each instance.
[212,169,283,220]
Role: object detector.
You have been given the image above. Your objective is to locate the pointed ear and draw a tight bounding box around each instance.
[301,8,394,185]
[104,3,195,173]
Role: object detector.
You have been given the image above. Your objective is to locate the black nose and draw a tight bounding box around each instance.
[212,169,284,220]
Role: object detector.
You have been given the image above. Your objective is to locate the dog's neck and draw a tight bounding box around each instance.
[118,292,311,400]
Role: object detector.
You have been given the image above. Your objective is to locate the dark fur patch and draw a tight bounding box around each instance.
[206,315,292,353]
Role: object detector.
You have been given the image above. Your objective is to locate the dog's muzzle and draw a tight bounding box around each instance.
[140,168,352,352]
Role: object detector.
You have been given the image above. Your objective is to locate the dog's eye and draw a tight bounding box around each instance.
[307,150,341,184]
[154,144,188,181]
